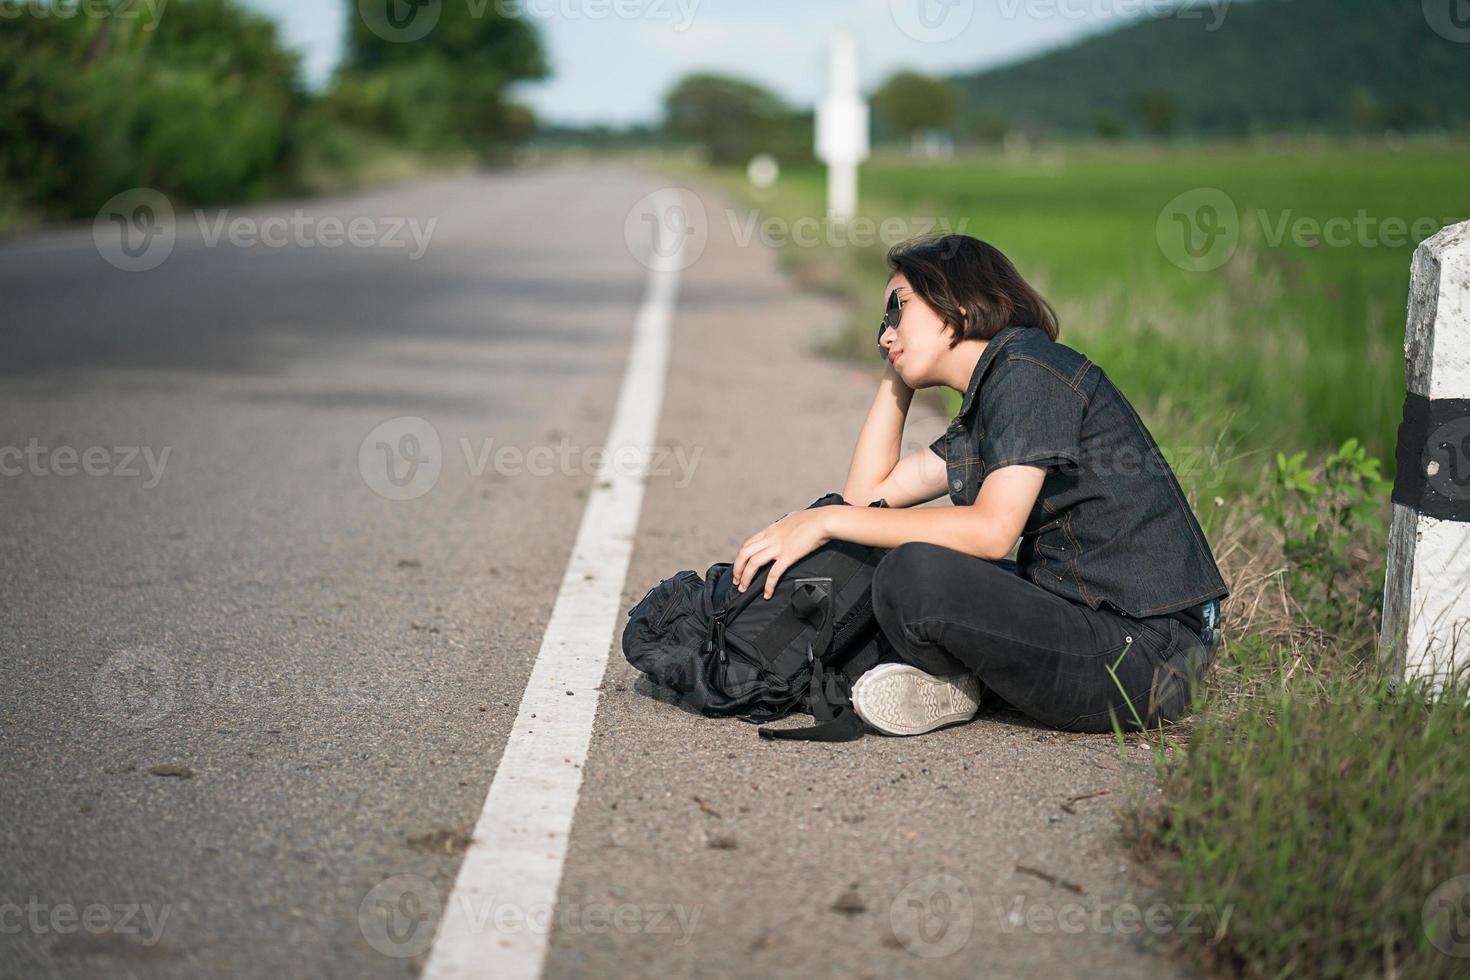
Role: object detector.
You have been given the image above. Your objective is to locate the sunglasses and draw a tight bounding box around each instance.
[876,288,903,362]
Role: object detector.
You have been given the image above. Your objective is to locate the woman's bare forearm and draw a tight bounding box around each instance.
[842,365,914,504]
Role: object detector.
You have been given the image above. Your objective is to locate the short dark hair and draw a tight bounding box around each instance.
[885,234,1059,345]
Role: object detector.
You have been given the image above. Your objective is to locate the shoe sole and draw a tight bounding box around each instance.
[850,663,983,736]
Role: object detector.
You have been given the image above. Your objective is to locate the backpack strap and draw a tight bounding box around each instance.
[757,577,869,742]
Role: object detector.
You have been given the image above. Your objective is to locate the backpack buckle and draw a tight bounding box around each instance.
[790,577,833,621]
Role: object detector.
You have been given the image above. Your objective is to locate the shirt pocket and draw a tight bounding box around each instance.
[1031,519,1069,560]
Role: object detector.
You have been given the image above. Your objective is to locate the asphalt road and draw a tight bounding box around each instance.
[0,164,1197,979]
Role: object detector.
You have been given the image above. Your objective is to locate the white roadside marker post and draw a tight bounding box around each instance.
[814,31,869,223]
[1380,219,1470,693]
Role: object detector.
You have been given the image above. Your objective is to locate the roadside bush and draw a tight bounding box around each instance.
[1138,670,1470,980]
[1262,439,1393,643]
[0,0,304,219]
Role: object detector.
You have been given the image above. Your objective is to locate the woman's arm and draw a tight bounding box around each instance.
[732,465,1045,597]
[828,465,1044,558]
[841,364,947,508]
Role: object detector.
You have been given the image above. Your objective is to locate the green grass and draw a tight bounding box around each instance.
[0,177,44,235]
[684,140,1470,979]
[695,142,1469,499]
[1139,671,1470,979]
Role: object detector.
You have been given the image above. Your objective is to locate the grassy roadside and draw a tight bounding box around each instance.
[665,142,1470,978]
[0,129,475,239]
[291,115,480,199]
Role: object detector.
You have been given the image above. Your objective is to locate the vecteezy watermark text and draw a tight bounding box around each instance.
[356,0,698,44]
[357,874,702,958]
[992,894,1233,940]
[0,439,169,488]
[889,0,1231,44]
[0,899,171,946]
[499,0,698,28]
[726,210,970,250]
[94,188,437,272]
[1157,188,1458,272]
[195,211,435,259]
[994,0,1231,30]
[93,647,402,730]
[358,416,703,501]
[886,874,1233,959]
[0,0,168,30]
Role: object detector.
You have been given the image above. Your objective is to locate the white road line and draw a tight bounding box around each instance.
[420,211,684,980]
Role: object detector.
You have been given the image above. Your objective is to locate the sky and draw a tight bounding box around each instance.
[240,0,1132,127]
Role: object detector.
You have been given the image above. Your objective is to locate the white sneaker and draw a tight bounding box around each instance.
[850,663,984,736]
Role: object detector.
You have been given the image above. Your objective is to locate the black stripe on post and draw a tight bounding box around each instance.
[1392,392,1470,522]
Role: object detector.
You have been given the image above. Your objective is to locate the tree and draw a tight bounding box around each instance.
[662,74,804,166]
[871,71,957,149]
[335,2,549,159]
[1093,110,1124,140]
[0,0,305,216]
[1134,91,1180,138]
[1348,87,1383,131]
[966,106,1010,145]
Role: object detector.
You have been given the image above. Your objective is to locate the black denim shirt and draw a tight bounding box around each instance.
[927,324,1230,620]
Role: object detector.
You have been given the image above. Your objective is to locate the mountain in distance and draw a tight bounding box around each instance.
[945,0,1470,137]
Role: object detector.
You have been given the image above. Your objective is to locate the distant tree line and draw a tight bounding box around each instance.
[658,70,960,168]
[655,0,1469,168]
[661,74,815,167]
[947,0,1470,140]
[0,0,547,222]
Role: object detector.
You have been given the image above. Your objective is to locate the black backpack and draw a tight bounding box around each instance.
[621,492,892,742]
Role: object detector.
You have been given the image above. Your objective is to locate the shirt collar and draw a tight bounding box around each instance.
[957,324,1027,420]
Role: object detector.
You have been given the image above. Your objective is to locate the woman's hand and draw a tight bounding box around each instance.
[731,508,833,599]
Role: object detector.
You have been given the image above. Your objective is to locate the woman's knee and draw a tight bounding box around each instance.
[871,541,950,624]
[872,541,1016,618]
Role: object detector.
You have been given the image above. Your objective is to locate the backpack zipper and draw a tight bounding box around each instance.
[828,593,873,654]
[706,611,788,683]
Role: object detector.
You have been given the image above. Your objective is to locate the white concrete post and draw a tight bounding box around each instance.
[814,32,869,223]
[1380,219,1470,692]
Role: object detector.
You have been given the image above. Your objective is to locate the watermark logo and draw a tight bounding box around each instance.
[992,895,1233,940]
[0,0,169,31]
[194,210,436,259]
[624,187,708,272]
[0,439,171,487]
[357,417,703,499]
[991,0,1230,31]
[1254,209,1454,252]
[1158,188,1459,272]
[94,188,176,272]
[359,416,443,501]
[726,210,970,251]
[1426,415,1470,501]
[94,647,176,730]
[359,874,441,958]
[359,0,698,43]
[503,0,700,29]
[359,0,442,43]
[1424,0,1470,43]
[1423,874,1470,957]
[93,188,437,271]
[889,874,973,958]
[356,876,703,957]
[1157,187,1239,272]
[890,0,974,43]
[95,653,388,728]
[0,898,171,945]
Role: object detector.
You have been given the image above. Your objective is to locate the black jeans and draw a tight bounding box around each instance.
[870,542,1217,732]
